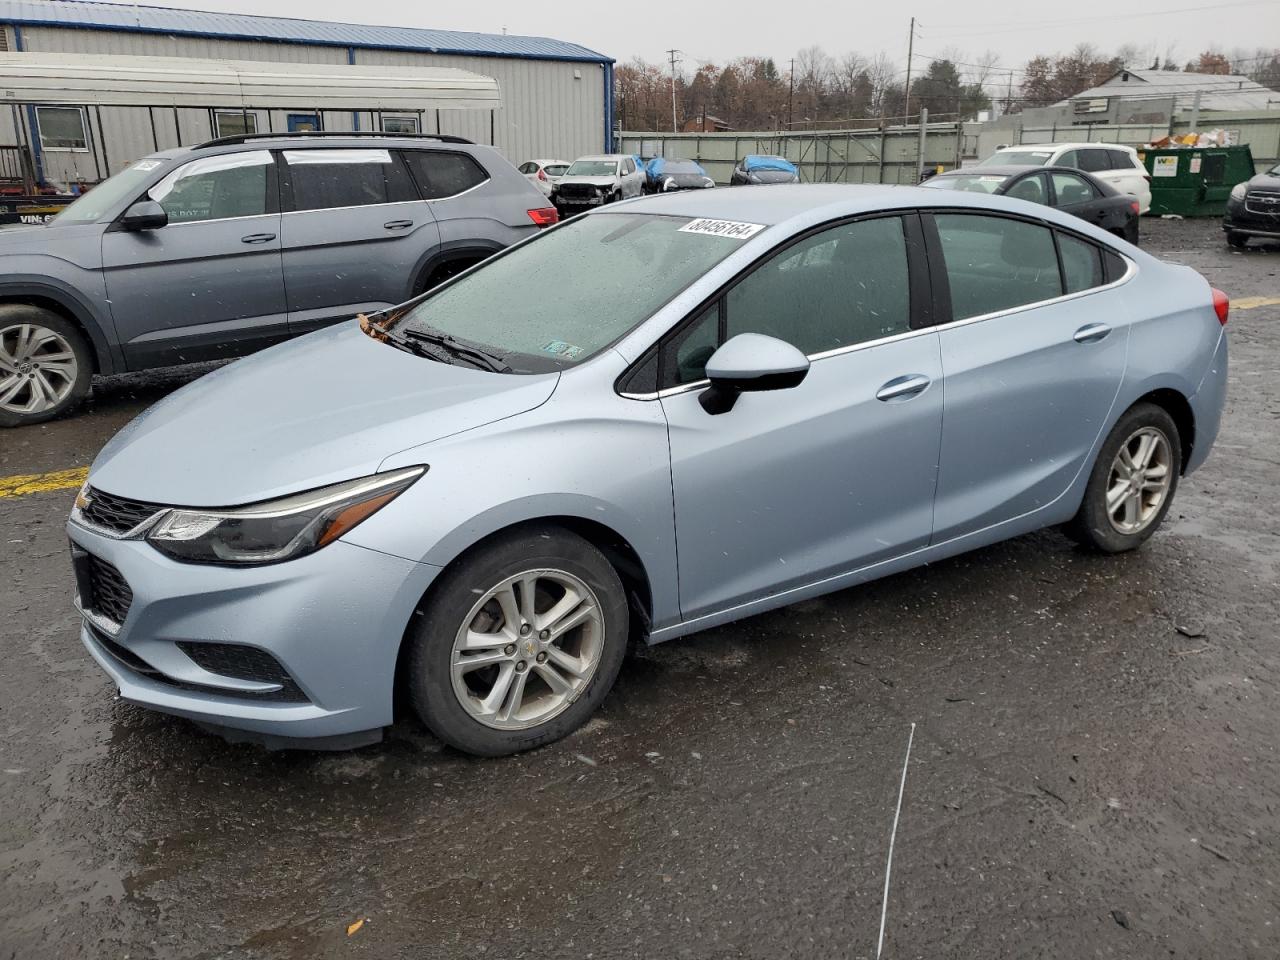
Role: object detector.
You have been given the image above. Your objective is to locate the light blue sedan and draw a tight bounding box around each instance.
[68,185,1229,756]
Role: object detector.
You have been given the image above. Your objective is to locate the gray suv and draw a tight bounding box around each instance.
[0,133,555,427]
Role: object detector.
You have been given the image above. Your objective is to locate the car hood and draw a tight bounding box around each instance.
[89,323,559,506]
[1245,171,1280,191]
[0,221,101,253]
[557,176,617,187]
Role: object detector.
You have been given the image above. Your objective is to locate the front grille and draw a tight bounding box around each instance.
[86,626,311,704]
[82,487,164,534]
[557,183,599,200]
[86,555,133,626]
[176,642,310,703]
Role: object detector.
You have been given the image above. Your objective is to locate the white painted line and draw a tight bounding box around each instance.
[876,722,916,960]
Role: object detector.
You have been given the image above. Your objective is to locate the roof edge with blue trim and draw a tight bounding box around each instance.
[0,0,614,64]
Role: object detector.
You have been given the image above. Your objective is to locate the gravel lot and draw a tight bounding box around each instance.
[1,217,1277,959]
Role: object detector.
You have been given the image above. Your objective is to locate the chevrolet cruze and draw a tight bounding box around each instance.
[68,185,1229,756]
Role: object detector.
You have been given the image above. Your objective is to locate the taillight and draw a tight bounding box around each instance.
[527,207,558,227]
[1130,200,1140,215]
[1211,287,1229,325]
[537,168,547,181]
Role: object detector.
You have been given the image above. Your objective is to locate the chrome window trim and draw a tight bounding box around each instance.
[618,250,1138,402]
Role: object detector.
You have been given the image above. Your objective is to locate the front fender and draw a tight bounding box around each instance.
[0,273,121,374]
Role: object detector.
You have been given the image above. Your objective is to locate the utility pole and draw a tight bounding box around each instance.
[1005,70,1014,118]
[667,49,680,133]
[902,16,915,126]
[787,58,795,130]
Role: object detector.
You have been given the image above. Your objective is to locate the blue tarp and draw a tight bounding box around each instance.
[646,157,708,181]
[743,155,798,173]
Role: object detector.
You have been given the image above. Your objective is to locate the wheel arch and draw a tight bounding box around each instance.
[1133,387,1195,474]
[409,242,505,298]
[391,515,655,714]
[0,283,117,374]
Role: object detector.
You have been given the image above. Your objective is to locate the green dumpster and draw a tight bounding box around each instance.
[1139,144,1255,217]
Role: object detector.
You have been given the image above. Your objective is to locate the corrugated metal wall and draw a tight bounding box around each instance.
[0,24,605,180]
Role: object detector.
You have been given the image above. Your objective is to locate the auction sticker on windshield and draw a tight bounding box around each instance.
[678,218,766,240]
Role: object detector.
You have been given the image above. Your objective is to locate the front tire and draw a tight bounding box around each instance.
[0,305,92,428]
[1226,231,1248,249]
[1065,402,1181,553]
[407,525,629,757]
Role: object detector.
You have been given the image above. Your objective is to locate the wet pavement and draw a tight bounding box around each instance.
[1,218,1277,959]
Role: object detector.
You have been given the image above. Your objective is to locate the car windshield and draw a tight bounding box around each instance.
[979,150,1053,167]
[389,213,749,372]
[50,158,167,225]
[566,160,618,177]
[545,164,570,176]
[663,161,703,174]
[922,173,1011,193]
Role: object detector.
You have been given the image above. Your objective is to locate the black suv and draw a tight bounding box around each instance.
[1224,162,1280,248]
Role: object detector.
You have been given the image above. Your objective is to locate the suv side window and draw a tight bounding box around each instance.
[282,149,417,212]
[1106,149,1137,170]
[1057,232,1105,293]
[148,150,275,223]
[1074,149,1112,173]
[403,151,490,199]
[933,213,1062,320]
[726,216,912,355]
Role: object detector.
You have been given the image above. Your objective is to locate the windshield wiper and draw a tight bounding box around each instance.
[360,313,453,363]
[401,329,513,373]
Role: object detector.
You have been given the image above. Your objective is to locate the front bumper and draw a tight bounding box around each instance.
[68,520,440,744]
[1224,197,1280,239]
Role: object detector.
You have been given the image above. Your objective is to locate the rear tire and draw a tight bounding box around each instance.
[407,525,629,757]
[0,305,93,428]
[1226,231,1248,249]
[1065,402,1181,553]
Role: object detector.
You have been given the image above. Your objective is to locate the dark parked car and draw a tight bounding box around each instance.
[1224,162,1280,248]
[643,158,715,193]
[923,165,1139,245]
[0,133,555,427]
[730,155,800,185]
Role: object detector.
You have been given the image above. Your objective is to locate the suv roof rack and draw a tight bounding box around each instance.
[195,131,475,149]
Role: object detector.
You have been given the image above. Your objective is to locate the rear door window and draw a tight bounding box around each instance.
[1106,149,1138,171]
[1073,149,1112,173]
[404,151,490,199]
[933,213,1063,320]
[282,149,417,211]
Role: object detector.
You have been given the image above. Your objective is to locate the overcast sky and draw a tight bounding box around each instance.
[131,0,1278,81]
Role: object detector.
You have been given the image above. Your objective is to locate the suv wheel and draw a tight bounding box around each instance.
[0,306,92,427]
[407,525,628,756]
[1065,402,1181,553]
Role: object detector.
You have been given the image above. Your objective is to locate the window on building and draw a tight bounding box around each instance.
[381,116,420,134]
[283,149,417,211]
[36,106,88,151]
[215,111,258,138]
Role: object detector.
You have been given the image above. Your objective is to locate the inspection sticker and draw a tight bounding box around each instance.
[679,218,766,240]
[132,159,163,171]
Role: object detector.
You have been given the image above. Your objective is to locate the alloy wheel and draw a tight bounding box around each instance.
[450,568,605,731]
[0,322,79,416]
[1106,426,1173,535]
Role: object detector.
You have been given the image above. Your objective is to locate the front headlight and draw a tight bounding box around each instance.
[148,467,424,565]
[663,177,677,191]
[1230,183,1248,202]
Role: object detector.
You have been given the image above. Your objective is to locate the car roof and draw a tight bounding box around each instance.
[595,182,1124,231]
[996,142,1136,153]
[533,158,570,164]
[936,165,1038,177]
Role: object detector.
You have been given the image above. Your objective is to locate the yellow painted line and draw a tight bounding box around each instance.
[1234,296,1280,310]
[0,466,88,498]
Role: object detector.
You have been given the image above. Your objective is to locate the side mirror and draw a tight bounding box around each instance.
[699,333,810,415]
[120,200,167,231]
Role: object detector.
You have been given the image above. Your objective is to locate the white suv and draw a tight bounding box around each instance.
[979,143,1152,214]
[551,155,646,213]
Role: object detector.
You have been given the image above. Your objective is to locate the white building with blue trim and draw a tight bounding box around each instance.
[0,0,614,190]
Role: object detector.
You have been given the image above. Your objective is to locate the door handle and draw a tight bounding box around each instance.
[240,232,275,244]
[876,374,931,402]
[384,220,413,230]
[1073,323,1111,343]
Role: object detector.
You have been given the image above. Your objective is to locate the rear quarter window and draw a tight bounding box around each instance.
[404,151,491,199]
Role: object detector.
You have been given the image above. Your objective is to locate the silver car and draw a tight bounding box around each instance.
[68,185,1229,756]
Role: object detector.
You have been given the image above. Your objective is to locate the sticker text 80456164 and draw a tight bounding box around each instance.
[678,218,766,240]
